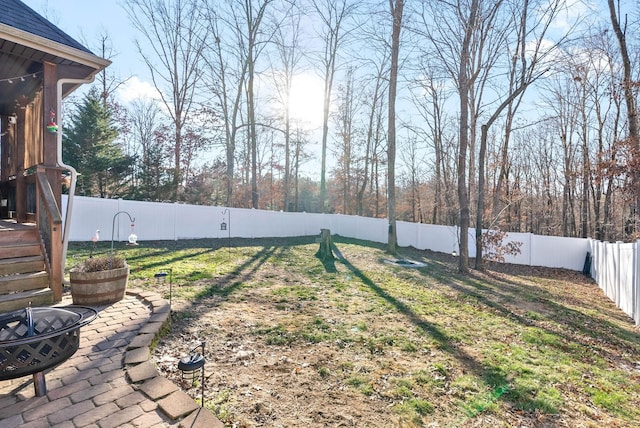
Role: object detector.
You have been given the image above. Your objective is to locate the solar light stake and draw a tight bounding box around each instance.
[178,342,206,407]
[154,268,173,314]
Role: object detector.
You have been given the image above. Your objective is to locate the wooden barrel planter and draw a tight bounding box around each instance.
[69,266,129,305]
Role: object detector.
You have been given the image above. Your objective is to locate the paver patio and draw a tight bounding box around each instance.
[0,290,221,428]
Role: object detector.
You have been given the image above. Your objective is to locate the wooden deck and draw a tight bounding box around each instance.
[0,219,36,231]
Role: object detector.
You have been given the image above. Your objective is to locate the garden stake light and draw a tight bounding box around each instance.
[154,268,173,314]
[178,341,206,407]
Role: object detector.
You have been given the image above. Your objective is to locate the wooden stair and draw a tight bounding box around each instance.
[0,227,53,312]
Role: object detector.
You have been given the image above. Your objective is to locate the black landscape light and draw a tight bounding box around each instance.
[178,342,206,407]
[154,268,173,313]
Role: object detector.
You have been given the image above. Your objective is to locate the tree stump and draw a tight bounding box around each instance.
[316,229,334,261]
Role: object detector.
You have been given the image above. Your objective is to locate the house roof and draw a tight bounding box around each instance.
[0,0,110,115]
[0,0,93,54]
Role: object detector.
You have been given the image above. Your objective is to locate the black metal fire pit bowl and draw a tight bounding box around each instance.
[0,305,98,396]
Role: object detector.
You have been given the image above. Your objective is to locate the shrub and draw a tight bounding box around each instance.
[75,255,127,272]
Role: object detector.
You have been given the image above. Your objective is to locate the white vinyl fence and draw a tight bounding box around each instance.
[63,196,640,324]
[62,196,590,271]
[589,239,640,325]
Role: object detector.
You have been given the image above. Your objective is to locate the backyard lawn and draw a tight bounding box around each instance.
[68,236,640,427]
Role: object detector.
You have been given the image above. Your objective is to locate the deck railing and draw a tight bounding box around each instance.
[35,166,63,301]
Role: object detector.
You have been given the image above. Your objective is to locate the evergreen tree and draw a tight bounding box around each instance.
[63,89,134,197]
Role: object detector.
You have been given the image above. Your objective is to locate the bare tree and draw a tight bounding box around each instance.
[124,0,208,201]
[608,0,640,231]
[410,67,456,225]
[312,0,357,212]
[88,31,130,107]
[475,0,565,269]
[400,136,426,222]
[332,67,359,214]
[201,5,246,206]
[354,16,390,217]
[608,0,639,144]
[387,0,404,254]
[457,1,479,271]
[242,0,275,208]
[127,99,171,201]
[270,9,303,211]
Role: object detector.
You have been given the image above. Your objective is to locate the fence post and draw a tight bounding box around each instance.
[635,240,640,325]
[592,239,598,281]
[615,241,622,306]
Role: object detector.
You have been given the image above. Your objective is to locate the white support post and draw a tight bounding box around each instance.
[634,240,640,325]
[615,241,622,306]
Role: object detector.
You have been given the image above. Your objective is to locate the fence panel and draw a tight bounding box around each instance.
[619,243,634,317]
[529,235,589,271]
[63,197,120,242]
[355,217,387,243]
[410,223,456,254]
[501,232,532,266]
[588,239,640,325]
[396,221,417,249]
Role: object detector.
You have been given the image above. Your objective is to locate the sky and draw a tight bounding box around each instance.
[22,0,329,174]
[23,0,158,102]
[20,0,640,182]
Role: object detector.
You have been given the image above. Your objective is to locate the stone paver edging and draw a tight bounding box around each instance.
[124,288,223,428]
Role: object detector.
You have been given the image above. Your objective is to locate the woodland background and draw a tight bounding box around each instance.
[61,0,640,254]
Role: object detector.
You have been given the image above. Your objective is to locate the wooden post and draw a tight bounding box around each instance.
[43,62,62,210]
[316,229,334,261]
[15,107,26,222]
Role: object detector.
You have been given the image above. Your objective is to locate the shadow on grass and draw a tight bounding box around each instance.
[419,257,640,357]
[328,240,636,417]
[195,245,278,299]
[331,245,524,414]
[79,236,639,421]
[68,240,224,272]
[317,255,337,273]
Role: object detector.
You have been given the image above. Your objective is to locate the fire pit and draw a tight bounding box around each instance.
[0,306,97,396]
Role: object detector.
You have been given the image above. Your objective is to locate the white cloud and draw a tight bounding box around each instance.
[116,76,161,104]
[540,0,596,35]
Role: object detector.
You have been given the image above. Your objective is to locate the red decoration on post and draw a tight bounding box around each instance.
[47,109,58,134]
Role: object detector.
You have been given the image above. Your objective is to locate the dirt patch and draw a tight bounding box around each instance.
[152,240,640,427]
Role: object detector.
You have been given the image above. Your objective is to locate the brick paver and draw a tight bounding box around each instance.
[48,400,95,424]
[97,405,144,428]
[157,391,200,420]
[0,291,222,427]
[73,403,120,427]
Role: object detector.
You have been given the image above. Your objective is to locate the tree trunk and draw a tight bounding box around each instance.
[387,0,403,254]
[457,0,479,273]
[475,124,488,270]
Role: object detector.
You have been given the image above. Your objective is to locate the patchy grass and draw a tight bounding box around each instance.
[67,236,640,427]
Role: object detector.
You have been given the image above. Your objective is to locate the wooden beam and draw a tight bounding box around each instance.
[42,62,61,209]
[15,107,25,222]
[0,116,9,181]
[42,62,57,167]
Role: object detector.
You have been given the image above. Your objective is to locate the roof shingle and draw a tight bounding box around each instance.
[0,0,93,54]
